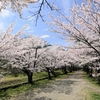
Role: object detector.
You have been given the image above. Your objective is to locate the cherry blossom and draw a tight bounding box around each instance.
[0,23,28,82]
[47,0,100,65]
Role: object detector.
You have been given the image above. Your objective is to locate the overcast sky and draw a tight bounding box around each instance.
[0,0,83,46]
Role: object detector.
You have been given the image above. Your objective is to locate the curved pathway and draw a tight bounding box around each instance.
[12,70,100,100]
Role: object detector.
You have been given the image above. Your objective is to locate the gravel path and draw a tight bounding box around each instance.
[12,70,99,100]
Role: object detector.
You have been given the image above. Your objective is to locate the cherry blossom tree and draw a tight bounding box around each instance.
[1,29,74,83]
[47,0,100,66]
[1,33,81,83]
[39,45,61,79]
[4,35,49,83]
[0,0,55,22]
[0,23,28,82]
[39,44,75,79]
[46,0,100,83]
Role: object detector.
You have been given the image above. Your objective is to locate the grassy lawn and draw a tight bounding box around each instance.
[0,70,68,100]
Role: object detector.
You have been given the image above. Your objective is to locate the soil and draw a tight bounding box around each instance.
[11,70,100,100]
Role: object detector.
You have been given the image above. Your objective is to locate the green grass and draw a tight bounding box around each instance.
[85,73,100,86]
[90,92,100,100]
[0,70,68,100]
[33,71,48,80]
[84,72,100,100]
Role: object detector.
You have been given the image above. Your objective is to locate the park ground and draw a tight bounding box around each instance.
[7,70,100,100]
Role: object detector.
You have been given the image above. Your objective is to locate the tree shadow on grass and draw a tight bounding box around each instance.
[0,77,49,100]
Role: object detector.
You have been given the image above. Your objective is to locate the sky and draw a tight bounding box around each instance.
[0,0,84,46]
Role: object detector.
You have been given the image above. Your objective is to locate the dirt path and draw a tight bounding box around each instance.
[12,70,100,100]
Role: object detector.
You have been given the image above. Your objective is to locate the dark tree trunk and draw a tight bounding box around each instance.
[27,72,33,84]
[62,66,67,74]
[22,67,33,84]
[46,68,52,80]
[69,67,73,72]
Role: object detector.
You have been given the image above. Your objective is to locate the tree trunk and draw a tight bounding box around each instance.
[46,68,52,80]
[22,68,33,84]
[62,66,67,74]
[69,67,73,72]
[27,72,33,84]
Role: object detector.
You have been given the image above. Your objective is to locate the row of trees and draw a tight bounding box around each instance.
[0,0,58,83]
[0,0,100,84]
[0,0,80,84]
[46,0,100,82]
[47,0,100,66]
[0,23,80,84]
[1,0,99,66]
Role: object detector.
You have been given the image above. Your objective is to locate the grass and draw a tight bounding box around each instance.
[84,72,100,100]
[0,70,68,100]
[90,92,100,100]
[85,73,100,86]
